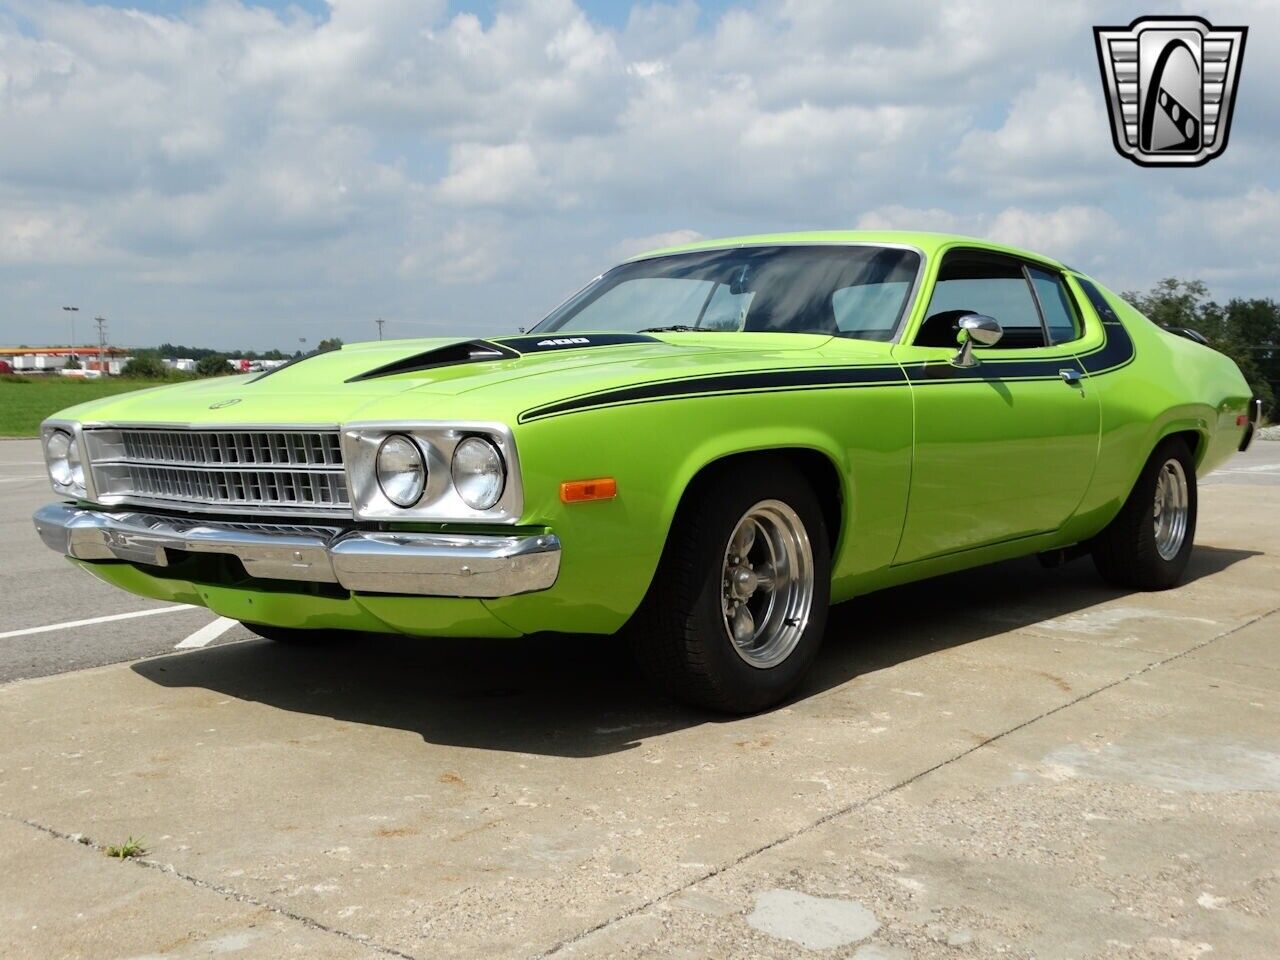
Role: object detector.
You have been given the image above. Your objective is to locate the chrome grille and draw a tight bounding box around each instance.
[84,428,350,517]
[119,429,342,467]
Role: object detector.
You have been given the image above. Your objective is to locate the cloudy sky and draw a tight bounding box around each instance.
[0,0,1276,351]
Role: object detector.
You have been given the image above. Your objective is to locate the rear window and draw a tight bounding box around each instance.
[1075,277,1121,324]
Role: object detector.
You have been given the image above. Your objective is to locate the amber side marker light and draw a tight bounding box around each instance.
[561,478,617,503]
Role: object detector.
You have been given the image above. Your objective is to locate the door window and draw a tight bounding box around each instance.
[1028,267,1082,345]
[916,253,1046,349]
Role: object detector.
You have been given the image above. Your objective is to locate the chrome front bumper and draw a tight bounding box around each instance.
[32,503,561,598]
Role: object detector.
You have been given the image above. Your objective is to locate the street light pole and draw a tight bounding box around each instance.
[62,306,79,350]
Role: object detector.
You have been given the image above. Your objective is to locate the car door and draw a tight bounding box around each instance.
[891,249,1101,564]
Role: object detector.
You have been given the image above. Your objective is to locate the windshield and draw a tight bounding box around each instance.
[534,245,921,341]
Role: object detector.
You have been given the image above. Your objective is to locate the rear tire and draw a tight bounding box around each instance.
[627,459,831,714]
[1091,436,1197,590]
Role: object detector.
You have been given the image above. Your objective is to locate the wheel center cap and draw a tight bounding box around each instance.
[731,567,759,599]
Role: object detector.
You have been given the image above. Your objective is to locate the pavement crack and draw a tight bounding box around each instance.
[4,813,420,960]
[536,604,1280,958]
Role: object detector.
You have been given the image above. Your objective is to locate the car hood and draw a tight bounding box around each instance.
[54,332,858,426]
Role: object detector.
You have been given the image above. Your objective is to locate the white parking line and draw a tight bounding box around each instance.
[0,605,194,640]
[175,617,238,649]
[0,475,45,483]
[1212,465,1280,475]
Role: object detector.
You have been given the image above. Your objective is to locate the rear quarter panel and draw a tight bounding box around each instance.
[1065,280,1251,541]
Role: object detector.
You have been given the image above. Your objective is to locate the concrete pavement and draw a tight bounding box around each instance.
[0,437,1277,958]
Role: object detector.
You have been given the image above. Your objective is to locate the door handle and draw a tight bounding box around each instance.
[1059,368,1083,386]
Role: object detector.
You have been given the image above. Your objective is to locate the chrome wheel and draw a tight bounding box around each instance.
[721,499,815,669]
[1153,457,1190,560]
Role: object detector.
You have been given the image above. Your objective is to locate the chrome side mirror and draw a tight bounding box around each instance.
[950,313,1003,368]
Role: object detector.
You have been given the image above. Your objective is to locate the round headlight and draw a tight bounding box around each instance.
[47,430,74,487]
[451,437,505,510]
[376,434,426,507]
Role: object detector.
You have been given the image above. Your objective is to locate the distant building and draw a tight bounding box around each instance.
[0,346,129,375]
[1,347,290,377]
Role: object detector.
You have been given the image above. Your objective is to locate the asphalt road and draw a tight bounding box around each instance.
[0,438,250,682]
[1,435,1278,959]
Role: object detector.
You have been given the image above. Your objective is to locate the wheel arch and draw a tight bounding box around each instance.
[1158,425,1207,466]
[1162,427,1208,465]
[675,446,847,554]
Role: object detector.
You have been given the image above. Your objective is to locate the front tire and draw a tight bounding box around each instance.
[628,460,831,714]
[1091,437,1197,590]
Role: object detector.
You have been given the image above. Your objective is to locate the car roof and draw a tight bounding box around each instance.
[629,231,1068,270]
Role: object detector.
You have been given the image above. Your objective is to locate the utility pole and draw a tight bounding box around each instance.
[375,318,385,341]
[94,316,107,375]
[62,306,79,349]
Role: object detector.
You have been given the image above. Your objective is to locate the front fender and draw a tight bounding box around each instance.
[485,382,912,634]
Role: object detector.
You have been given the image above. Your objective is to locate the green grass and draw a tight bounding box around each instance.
[104,836,147,860]
[0,375,164,437]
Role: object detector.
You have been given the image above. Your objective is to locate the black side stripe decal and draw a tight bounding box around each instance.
[520,364,905,421]
[518,321,1134,422]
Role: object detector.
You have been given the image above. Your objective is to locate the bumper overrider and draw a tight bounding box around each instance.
[32,503,561,599]
[1240,397,1264,452]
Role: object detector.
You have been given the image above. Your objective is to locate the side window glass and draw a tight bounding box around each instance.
[917,254,1045,349]
[1027,267,1081,345]
[1075,277,1121,323]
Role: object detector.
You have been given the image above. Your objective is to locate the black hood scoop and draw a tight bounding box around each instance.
[347,332,661,382]
[346,340,518,382]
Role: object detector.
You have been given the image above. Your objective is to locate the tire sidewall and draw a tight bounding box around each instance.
[684,465,831,710]
[1141,438,1198,587]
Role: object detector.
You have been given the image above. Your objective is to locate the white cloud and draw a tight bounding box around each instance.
[988,205,1123,266]
[1149,186,1280,289]
[0,206,102,264]
[0,0,1276,349]
[609,228,704,261]
[950,73,1113,197]
[435,142,554,208]
[855,206,964,234]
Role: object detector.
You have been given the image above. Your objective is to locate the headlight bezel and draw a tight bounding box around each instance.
[341,421,521,522]
[41,419,91,499]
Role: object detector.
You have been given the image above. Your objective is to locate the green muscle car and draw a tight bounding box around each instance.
[33,232,1261,712]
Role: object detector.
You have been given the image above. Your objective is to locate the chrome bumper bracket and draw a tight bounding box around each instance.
[32,503,561,599]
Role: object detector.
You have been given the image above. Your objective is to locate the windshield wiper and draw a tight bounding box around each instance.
[638,325,706,333]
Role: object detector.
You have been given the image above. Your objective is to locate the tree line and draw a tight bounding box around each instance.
[121,338,344,379]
